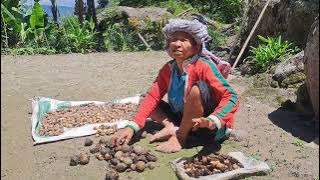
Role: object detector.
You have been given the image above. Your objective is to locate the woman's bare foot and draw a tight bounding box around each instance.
[150,120,178,143]
[155,135,182,153]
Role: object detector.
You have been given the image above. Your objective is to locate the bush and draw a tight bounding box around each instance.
[62,16,97,53]
[182,0,243,23]
[207,27,227,47]
[247,35,299,73]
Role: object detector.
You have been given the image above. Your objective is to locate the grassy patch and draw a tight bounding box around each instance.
[292,138,305,147]
[220,140,240,153]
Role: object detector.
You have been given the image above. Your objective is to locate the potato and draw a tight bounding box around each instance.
[136,161,146,172]
[79,153,90,165]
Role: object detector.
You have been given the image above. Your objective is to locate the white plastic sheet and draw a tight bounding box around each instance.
[31,95,141,145]
[171,151,271,180]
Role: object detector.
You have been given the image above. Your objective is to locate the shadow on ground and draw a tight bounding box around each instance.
[268,108,319,144]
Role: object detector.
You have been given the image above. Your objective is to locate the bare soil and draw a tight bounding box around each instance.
[1,52,319,180]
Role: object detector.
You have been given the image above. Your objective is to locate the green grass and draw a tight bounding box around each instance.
[220,140,240,152]
[292,138,305,147]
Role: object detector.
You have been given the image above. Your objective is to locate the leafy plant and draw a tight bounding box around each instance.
[1,3,24,48]
[165,0,193,15]
[63,16,97,53]
[8,47,56,55]
[248,35,299,73]
[139,19,167,50]
[181,0,242,23]
[103,23,137,51]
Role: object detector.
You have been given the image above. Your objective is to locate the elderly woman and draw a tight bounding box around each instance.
[113,19,239,153]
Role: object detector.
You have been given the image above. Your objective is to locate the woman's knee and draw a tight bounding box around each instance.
[186,85,202,104]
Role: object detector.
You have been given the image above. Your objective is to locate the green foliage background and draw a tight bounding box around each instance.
[1,0,243,55]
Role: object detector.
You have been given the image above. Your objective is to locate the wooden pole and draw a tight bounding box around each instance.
[231,0,272,70]
[138,33,152,51]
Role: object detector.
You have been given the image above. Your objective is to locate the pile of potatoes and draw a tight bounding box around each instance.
[94,124,117,137]
[39,103,137,136]
[183,153,243,178]
[70,137,158,178]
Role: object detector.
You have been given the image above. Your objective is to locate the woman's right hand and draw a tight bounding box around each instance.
[112,127,134,146]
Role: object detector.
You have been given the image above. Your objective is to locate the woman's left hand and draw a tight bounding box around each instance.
[192,117,216,131]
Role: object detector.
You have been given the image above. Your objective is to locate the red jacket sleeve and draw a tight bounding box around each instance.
[131,63,171,129]
[201,60,239,129]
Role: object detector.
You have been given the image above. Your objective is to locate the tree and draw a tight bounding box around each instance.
[74,0,84,23]
[50,0,58,22]
[86,0,97,27]
[98,0,109,8]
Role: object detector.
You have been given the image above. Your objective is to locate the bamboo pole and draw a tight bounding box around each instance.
[231,0,272,70]
[137,33,152,51]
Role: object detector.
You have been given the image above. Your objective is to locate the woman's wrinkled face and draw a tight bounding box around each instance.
[167,31,200,62]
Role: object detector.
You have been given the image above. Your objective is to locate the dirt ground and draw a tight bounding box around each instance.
[1,52,319,180]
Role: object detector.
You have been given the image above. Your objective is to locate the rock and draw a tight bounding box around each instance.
[240,0,319,49]
[99,137,110,144]
[145,153,157,162]
[275,96,288,106]
[110,158,119,166]
[105,169,119,180]
[137,155,147,162]
[84,138,93,146]
[79,153,90,165]
[133,145,146,155]
[104,153,112,161]
[273,51,305,82]
[100,147,111,155]
[121,145,131,153]
[270,80,279,88]
[97,6,172,30]
[114,151,124,159]
[239,62,252,75]
[130,164,136,171]
[122,157,133,166]
[136,161,146,172]
[304,17,319,120]
[70,155,80,166]
[280,72,306,88]
[89,145,101,154]
[295,83,314,115]
[115,163,127,172]
[95,153,105,161]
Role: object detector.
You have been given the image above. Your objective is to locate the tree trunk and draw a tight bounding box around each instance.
[74,0,84,23]
[50,0,58,22]
[86,0,97,28]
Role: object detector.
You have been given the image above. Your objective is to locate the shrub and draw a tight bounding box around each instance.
[62,16,97,53]
[247,35,299,73]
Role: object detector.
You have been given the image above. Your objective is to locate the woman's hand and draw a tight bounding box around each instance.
[112,127,134,146]
[192,117,216,131]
